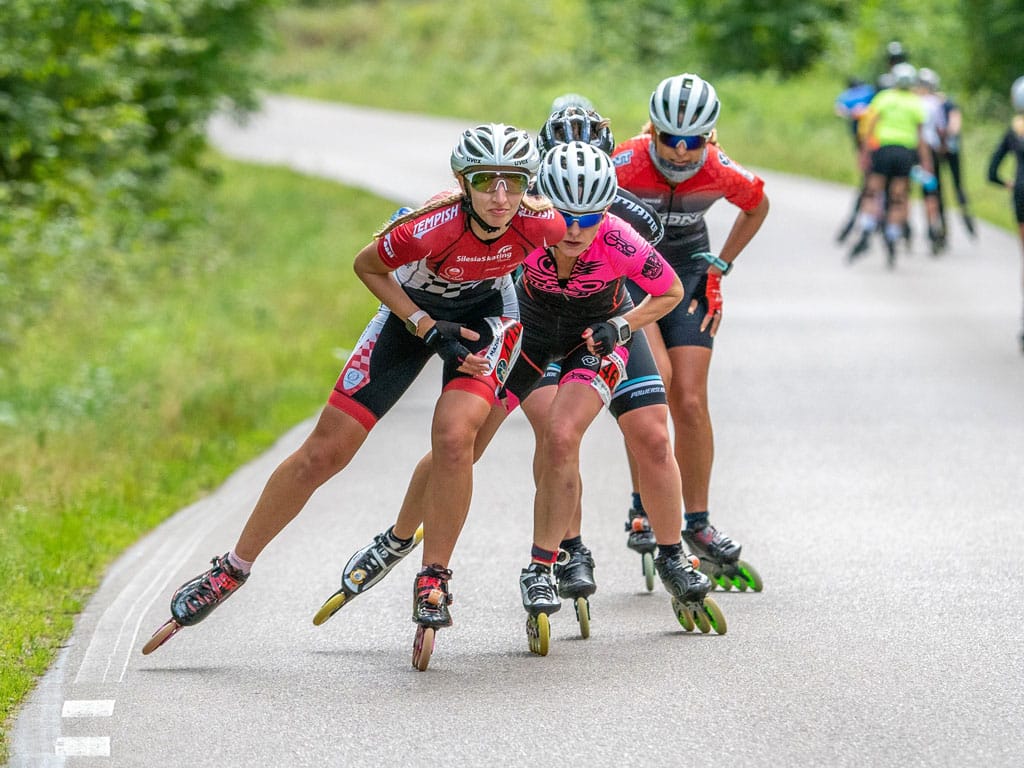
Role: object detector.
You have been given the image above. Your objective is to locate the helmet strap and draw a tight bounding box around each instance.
[461,186,503,235]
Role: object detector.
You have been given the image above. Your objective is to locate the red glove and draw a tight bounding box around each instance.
[699,272,723,335]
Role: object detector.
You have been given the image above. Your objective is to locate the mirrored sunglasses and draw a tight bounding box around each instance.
[559,210,605,229]
[465,171,531,194]
[658,132,708,150]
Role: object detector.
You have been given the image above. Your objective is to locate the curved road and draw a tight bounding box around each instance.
[9,95,1024,768]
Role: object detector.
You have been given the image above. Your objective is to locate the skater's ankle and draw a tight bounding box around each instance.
[559,535,583,552]
[657,542,682,560]
[530,544,558,566]
[684,511,709,531]
[386,525,416,548]
[226,550,253,576]
[630,493,644,513]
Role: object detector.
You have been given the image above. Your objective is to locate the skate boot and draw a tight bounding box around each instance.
[847,231,871,263]
[962,209,977,238]
[520,562,561,656]
[655,549,725,635]
[410,564,453,671]
[624,507,657,591]
[682,522,763,592]
[928,224,946,256]
[554,544,596,639]
[142,553,248,655]
[884,235,897,269]
[313,524,423,625]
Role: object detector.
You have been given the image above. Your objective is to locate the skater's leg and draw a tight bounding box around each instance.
[664,345,713,515]
[618,403,682,544]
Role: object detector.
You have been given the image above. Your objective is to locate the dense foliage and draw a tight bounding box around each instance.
[0,0,278,350]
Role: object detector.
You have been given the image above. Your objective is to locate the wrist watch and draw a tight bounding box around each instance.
[608,316,632,345]
[692,251,733,275]
[405,309,429,335]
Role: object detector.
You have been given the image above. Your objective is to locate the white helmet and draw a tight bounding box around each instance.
[649,73,720,136]
[1012,76,1024,113]
[450,123,541,175]
[917,68,940,91]
[892,62,918,89]
[537,142,618,214]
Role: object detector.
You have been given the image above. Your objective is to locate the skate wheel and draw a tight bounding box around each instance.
[703,597,727,635]
[730,573,748,592]
[412,524,425,545]
[642,552,655,592]
[671,598,695,632]
[713,573,732,591]
[312,591,348,626]
[694,605,712,633]
[412,625,435,671]
[141,619,181,655]
[737,560,763,592]
[526,613,550,656]
[574,597,590,639]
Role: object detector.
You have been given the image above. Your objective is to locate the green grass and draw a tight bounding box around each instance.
[0,158,391,758]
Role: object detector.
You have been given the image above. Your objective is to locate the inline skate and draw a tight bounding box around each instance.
[410,564,453,671]
[624,507,657,591]
[519,563,561,656]
[554,543,596,638]
[141,553,248,655]
[313,524,423,625]
[655,549,726,635]
[681,522,763,592]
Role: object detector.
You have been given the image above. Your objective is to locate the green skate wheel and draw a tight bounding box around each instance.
[714,573,732,591]
[671,598,695,631]
[574,597,590,639]
[312,591,347,626]
[703,597,727,635]
[412,625,434,671]
[527,613,550,656]
[694,605,712,633]
[731,573,748,591]
[737,560,763,592]
[642,552,655,592]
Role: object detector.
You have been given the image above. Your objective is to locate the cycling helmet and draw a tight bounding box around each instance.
[450,123,541,175]
[649,73,720,136]
[537,142,618,214]
[891,63,917,89]
[537,106,615,154]
[917,68,940,91]
[1012,76,1024,113]
[886,40,907,65]
[550,93,594,113]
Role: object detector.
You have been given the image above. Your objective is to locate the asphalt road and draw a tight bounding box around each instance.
[8,95,1024,768]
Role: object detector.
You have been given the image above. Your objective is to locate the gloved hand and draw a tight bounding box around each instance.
[694,272,723,335]
[584,321,618,356]
[423,321,471,366]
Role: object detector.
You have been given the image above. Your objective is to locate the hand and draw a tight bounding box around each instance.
[582,321,618,356]
[689,272,723,336]
[423,321,480,368]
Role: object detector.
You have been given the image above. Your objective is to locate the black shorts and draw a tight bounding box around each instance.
[1013,184,1024,224]
[870,145,918,179]
[627,272,714,351]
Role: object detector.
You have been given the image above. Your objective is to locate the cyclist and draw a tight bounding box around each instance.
[987,75,1024,352]
[147,123,565,645]
[611,72,769,582]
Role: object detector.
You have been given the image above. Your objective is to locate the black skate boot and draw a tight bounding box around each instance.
[554,544,597,599]
[410,564,452,671]
[555,544,596,639]
[624,508,656,554]
[928,224,946,256]
[313,525,423,625]
[655,549,726,635]
[520,562,560,656]
[682,523,763,592]
[142,553,248,655]
[884,235,897,269]
[847,231,871,262]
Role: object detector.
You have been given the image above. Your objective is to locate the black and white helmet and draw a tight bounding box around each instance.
[649,73,720,136]
[537,106,615,154]
[1012,76,1024,113]
[450,123,540,175]
[537,142,618,214]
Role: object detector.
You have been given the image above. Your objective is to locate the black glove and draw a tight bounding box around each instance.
[586,321,618,356]
[423,321,471,366]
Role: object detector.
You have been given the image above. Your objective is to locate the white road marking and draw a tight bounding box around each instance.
[61,699,115,717]
[54,736,110,757]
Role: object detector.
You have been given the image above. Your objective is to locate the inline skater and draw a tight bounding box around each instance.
[834,77,877,243]
[987,75,1024,353]
[915,67,949,254]
[142,123,566,658]
[847,63,932,267]
[611,72,769,592]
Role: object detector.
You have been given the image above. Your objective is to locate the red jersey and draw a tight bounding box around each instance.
[376,197,565,311]
[612,136,765,272]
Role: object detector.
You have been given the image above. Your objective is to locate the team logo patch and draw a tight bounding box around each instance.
[602,229,637,256]
[343,369,365,389]
[641,254,664,280]
[412,204,459,239]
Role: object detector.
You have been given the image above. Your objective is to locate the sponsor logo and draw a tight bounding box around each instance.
[495,359,509,384]
[665,211,704,227]
[718,150,755,181]
[612,151,633,166]
[442,265,465,281]
[602,230,637,256]
[343,369,365,389]
[413,205,460,239]
[581,354,600,367]
[455,245,516,264]
[381,234,395,259]
[641,254,664,280]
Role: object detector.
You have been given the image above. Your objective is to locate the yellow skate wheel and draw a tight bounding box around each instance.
[738,560,763,592]
[412,525,425,545]
[412,626,435,671]
[642,552,655,592]
[312,591,347,626]
[141,619,180,655]
[574,597,591,639]
[527,613,550,656]
[703,597,727,635]
[671,598,695,631]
